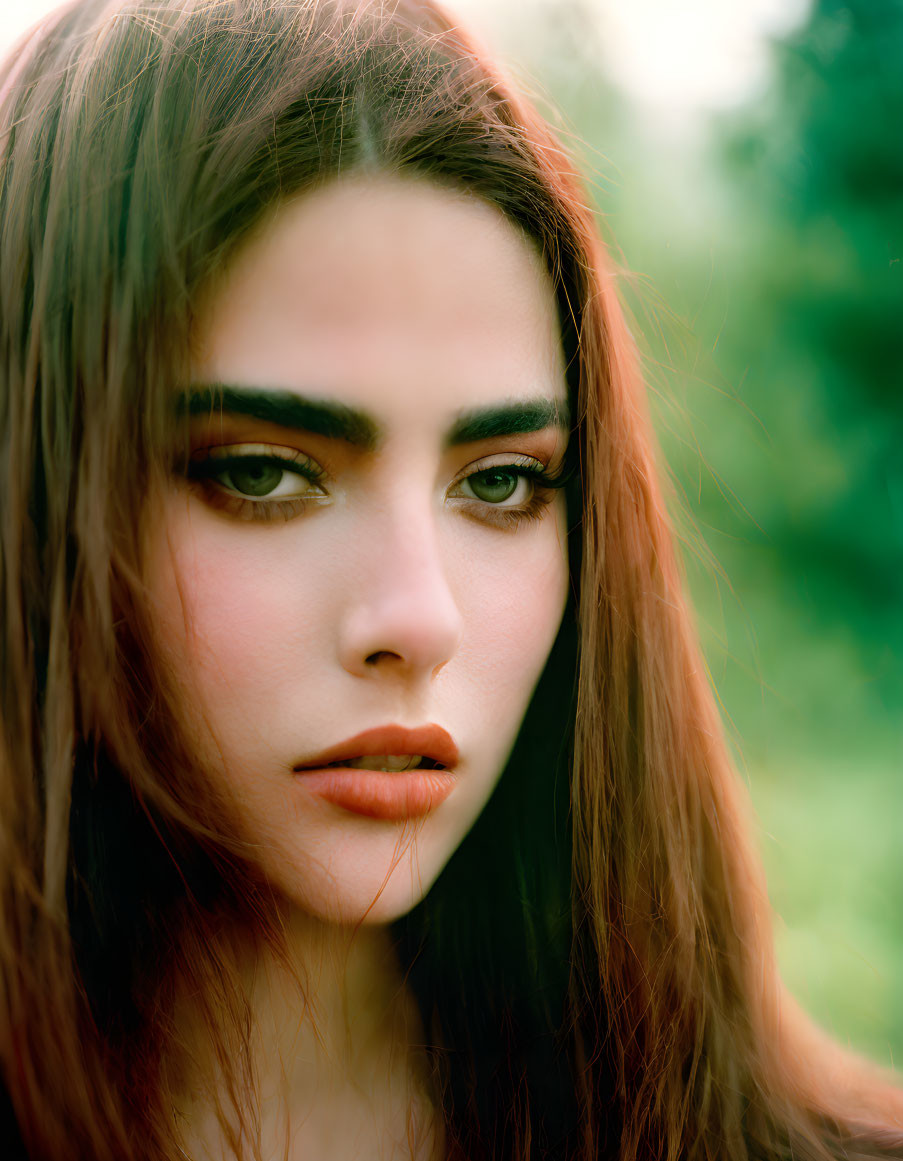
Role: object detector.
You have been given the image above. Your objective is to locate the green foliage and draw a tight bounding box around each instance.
[700,1,903,1056]
[717,0,903,652]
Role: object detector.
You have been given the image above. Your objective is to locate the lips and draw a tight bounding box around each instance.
[293,723,459,773]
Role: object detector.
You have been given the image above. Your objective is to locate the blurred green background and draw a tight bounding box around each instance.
[455,0,903,1067]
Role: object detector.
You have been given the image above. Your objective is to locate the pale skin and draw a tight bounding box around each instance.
[141,174,571,1159]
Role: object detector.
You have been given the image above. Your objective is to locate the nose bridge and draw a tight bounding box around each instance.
[338,488,464,679]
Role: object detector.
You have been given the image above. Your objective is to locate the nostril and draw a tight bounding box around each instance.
[365,650,400,665]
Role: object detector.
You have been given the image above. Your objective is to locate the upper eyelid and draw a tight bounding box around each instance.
[189,442,551,478]
[450,452,547,481]
[190,442,318,463]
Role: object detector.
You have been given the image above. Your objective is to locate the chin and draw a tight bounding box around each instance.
[268,854,437,927]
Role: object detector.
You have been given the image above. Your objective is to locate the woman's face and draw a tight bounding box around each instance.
[143,174,570,924]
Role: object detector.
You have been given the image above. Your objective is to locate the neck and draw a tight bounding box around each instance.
[170,906,439,1159]
[249,909,417,1087]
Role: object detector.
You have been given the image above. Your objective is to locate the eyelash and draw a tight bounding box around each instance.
[183,446,572,531]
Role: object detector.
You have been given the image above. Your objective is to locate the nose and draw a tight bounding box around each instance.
[337,505,465,683]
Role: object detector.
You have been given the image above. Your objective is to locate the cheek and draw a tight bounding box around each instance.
[449,502,569,692]
[141,500,324,718]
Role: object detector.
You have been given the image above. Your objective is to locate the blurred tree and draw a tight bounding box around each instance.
[691,0,903,1057]
[712,0,903,747]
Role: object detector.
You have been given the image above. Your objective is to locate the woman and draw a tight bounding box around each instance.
[0,0,900,1158]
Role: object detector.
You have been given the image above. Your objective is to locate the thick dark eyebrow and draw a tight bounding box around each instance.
[178,385,570,450]
[179,385,380,450]
[445,397,569,445]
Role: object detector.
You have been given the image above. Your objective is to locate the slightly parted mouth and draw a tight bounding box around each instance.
[292,722,459,773]
[321,756,445,770]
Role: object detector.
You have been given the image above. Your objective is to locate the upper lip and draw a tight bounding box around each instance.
[293,723,459,771]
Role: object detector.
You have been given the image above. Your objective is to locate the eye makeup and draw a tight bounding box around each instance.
[446,454,569,531]
[180,442,574,530]
[184,443,328,523]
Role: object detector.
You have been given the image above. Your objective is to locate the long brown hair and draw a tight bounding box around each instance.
[0,1,900,1158]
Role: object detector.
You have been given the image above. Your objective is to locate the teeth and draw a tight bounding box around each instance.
[341,754,424,772]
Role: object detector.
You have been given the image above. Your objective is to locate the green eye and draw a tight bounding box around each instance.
[467,469,519,503]
[185,445,326,504]
[223,462,286,497]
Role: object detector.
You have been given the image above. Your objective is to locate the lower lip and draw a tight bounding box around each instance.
[294,767,456,820]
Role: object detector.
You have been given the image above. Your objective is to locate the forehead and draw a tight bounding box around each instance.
[190,174,567,420]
